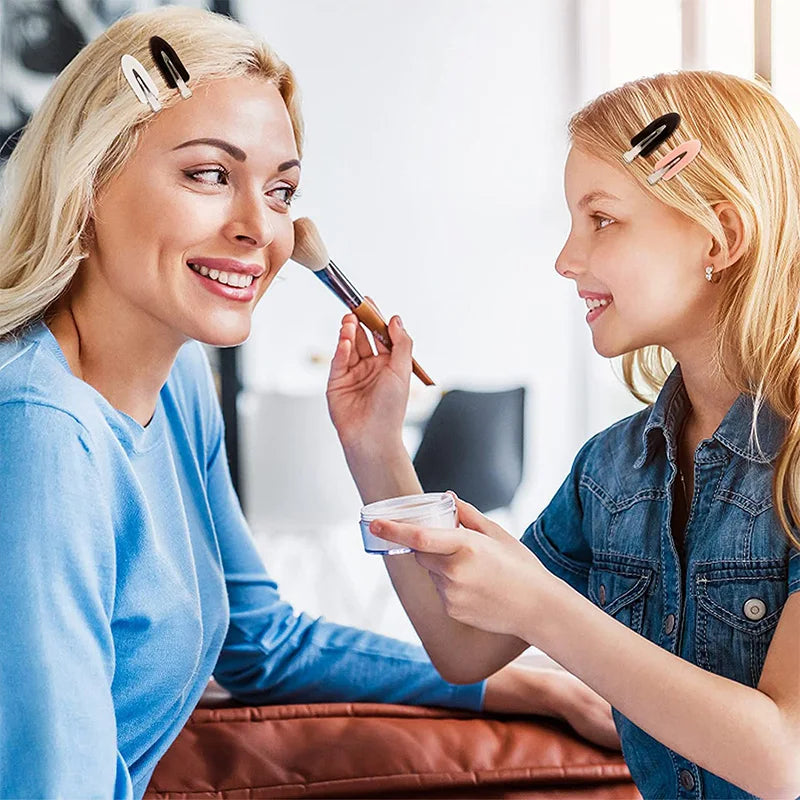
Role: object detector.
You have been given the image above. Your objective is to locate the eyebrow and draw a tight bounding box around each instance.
[172,138,301,172]
[577,190,621,210]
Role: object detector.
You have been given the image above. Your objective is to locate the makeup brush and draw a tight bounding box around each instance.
[291,217,434,386]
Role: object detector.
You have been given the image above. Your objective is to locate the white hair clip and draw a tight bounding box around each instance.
[121,53,162,113]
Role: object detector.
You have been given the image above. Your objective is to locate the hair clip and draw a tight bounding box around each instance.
[623,112,680,163]
[149,36,192,100]
[120,54,162,113]
[646,139,702,185]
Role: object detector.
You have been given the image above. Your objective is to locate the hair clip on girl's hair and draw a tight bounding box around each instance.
[624,111,702,185]
[120,36,191,112]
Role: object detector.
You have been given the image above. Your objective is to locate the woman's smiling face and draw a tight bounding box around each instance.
[556,147,717,358]
[85,75,300,347]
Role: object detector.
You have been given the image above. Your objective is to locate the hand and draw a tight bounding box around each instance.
[370,494,555,639]
[326,305,412,453]
[483,663,621,751]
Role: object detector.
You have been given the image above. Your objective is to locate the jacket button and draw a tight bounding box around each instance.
[679,769,695,791]
[664,613,676,635]
[599,584,606,606]
[743,598,766,620]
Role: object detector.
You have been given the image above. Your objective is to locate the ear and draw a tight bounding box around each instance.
[707,201,747,273]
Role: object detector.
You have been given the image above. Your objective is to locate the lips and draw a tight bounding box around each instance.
[186,257,264,277]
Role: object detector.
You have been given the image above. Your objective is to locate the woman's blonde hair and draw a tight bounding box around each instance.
[0,6,302,339]
[569,70,800,550]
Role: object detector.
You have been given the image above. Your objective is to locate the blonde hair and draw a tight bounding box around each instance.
[569,70,800,550]
[0,6,302,339]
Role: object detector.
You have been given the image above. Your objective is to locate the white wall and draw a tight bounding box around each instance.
[237,0,599,526]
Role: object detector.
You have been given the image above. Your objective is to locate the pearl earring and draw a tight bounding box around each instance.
[705,265,714,282]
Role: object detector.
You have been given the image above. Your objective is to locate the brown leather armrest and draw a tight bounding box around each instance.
[146,700,639,799]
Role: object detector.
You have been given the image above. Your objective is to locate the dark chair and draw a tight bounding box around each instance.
[412,387,526,513]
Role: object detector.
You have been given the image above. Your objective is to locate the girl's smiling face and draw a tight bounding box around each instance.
[556,147,718,359]
[84,75,300,348]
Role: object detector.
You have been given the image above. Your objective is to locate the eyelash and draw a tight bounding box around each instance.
[590,214,615,231]
[184,167,299,207]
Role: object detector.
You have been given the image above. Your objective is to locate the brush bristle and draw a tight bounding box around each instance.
[292,217,330,271]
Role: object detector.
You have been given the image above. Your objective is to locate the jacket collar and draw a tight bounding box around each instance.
[634,364,786,468]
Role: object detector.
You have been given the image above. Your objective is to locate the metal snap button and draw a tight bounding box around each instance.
[598,584,606,606]
[664,613,676,635]
[743,598,766,621]
[679,769,695,791]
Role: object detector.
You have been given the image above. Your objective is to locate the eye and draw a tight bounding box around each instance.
[268,185,299,207]
[184,167,229,185]
[591,213,615,231]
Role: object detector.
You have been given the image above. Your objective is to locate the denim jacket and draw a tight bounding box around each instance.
[521,365,800,800]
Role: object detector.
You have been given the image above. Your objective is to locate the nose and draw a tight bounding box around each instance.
[554,233,586,280]
[223,189,275,249]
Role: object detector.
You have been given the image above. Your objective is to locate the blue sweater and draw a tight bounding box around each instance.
[0,319,484,799]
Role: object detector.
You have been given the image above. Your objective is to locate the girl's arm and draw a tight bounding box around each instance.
[327,314,529,682]
[373,501,800,799]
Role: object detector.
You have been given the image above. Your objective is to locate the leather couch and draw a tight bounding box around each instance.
[145,681,640,799]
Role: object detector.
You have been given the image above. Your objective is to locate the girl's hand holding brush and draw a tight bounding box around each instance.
[327,310,413,456]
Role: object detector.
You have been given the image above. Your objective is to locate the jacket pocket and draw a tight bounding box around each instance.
[588,554,653,635]
[693,560,787,687]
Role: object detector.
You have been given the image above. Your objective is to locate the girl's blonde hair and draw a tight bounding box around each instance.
[0,6,302,338]
[569,71,800,550]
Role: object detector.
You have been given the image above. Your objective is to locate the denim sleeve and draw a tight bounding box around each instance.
[789,548,800,595]
[203,386,485,711]
[520,440,594,598]
[0,403,133,800]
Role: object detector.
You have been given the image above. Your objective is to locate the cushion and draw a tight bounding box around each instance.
[145,701,639,799]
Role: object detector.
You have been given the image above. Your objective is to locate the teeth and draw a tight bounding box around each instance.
[188,263,254,289]
[585,298,611,310]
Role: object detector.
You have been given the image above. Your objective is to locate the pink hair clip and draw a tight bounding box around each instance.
[646,139,702,185]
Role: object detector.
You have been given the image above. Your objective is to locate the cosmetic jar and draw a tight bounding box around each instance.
[359,492,457,555]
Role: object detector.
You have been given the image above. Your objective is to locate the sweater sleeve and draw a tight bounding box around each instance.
[0,402,133,800]
[200,380,484,710]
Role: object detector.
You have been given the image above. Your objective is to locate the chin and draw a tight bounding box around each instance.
[191,315,252,348]
[591,334,629,360]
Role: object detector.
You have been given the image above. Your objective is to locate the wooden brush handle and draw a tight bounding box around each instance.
[353,300,434,386]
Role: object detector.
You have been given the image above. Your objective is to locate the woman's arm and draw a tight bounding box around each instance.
[0,404,133,799]
[374,500,800,799]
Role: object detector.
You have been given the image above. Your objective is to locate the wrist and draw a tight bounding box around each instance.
[341,440,422,505]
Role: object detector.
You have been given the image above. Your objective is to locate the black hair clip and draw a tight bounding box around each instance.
[149,36,192,100]
[623,112,680,163]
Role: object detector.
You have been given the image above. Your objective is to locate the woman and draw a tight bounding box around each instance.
[329,71,800,799]
[0,7,617,799]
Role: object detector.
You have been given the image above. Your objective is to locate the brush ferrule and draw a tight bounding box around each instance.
[314,260,364,309]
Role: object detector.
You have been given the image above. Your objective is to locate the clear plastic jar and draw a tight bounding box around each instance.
[359,492,457,555]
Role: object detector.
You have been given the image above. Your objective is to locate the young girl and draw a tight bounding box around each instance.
[328,71,800,799]
[0,7,618,798]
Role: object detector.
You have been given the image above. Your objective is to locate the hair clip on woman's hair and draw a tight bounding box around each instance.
[149,36,192,100]
[121,54,162,112]
[120,36,191,112]
[624,111,702,185]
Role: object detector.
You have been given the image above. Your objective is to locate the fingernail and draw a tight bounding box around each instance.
[370,521,383,534]
[396,316,403,329]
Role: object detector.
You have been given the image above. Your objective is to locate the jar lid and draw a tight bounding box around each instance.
[360,492,455,523]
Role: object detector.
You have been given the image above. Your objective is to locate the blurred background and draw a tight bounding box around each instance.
[3,0,799,646]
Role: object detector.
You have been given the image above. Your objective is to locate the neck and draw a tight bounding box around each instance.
[45,274,186,428]
[669,335,739,439]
